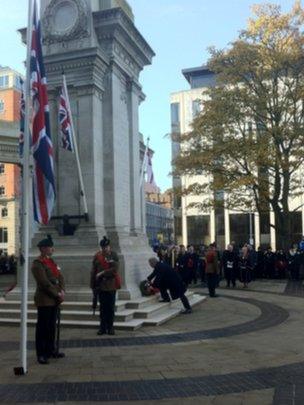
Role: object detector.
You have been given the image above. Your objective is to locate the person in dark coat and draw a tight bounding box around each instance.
[264,247,276,278]
[288,243,301,280]
[239,246,252,288]
[222,244,238,287]
[185,245,199,285]
[148,258,192,313]
[31,235,65,365]
[255,247,265,278]
[147,256,171,302]
[275,249,287,279]
[176,245,189,286]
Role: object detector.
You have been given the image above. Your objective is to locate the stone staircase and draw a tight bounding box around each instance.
[0,291,206,330]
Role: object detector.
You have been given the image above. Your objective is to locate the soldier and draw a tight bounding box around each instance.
[31,235,65,365]
[91,236,120,336]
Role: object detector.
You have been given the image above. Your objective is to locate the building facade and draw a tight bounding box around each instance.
[146,201,174,246]
[0,66,22,255]
[171,66,303,250]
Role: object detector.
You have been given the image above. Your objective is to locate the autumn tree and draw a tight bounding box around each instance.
[173,1,304,249]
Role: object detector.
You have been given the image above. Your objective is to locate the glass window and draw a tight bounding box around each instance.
[0,164,4,174]
[187,215,210,246]
[1,208,8,217]
[230,213,255,247]
[0,75,9,88]
[0,228,8,243]
[290,211,302,244]
[0,100,4,113]
[14,75,23,90]
[171,102,180,134]
[192,99,201,118]
[0,186,5,196]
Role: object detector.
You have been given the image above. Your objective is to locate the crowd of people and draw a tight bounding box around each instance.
[0,251,18,275]
[152,237,304,297]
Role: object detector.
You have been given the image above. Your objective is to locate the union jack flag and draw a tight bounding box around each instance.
[30,0,55,225]
[19,78,25,158]
[59,78,74,152]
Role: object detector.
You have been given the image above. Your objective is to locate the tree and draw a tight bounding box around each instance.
[173,1,304,249]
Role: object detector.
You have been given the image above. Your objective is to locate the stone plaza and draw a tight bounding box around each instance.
[1,279,304,404]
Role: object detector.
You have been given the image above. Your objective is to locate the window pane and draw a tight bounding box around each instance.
[0,75,9,88]
[187,215,210,246]
[0,228,8,243]
[1,208,8,217]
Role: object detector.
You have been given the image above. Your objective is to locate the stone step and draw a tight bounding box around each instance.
[0,308,135,323]
[143,294,206,326]
[0,292,206,330]
[0,317,144,331]
[1,299,131,312]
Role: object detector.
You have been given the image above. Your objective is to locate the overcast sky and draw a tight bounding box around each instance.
[0,0,298,191]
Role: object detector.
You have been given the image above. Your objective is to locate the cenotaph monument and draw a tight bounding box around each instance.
[25,0,155,300]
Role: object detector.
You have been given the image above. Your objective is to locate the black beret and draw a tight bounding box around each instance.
[37,234,54,248]
[100,236,110,248]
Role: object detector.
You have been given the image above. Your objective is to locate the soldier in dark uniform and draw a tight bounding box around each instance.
[91,236,120,336]
[31,235,65,365]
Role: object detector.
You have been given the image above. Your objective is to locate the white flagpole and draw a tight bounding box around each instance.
[16,0,33,375]
[62,74,88,217]
[140,137,149,187]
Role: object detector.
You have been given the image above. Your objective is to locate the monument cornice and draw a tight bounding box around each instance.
[44,47,108,92]
[93,8,155,67]
[44,47,109,72]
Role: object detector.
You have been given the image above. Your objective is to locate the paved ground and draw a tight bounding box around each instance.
[0,279,304,404]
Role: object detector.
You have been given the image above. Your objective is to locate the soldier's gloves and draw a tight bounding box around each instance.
[58,291,65,303]
[96,271,105,280]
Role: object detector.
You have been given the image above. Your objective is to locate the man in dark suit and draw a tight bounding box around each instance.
[147,258,192,314]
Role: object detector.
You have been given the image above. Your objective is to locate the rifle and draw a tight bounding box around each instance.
[55,306,61,355]
[92,289,98,315]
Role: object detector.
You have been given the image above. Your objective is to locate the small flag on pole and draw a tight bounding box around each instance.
[59,78,74,152]
[31,0,55,225]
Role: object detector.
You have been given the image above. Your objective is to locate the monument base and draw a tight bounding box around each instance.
[10,225,153,301]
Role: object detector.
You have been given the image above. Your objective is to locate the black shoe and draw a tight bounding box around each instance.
[97,329,106,335]
[159,299,170,303]
[108,328,115,335]
[51,352,65,358]
[37,356,49,365]
[180,308,192,314]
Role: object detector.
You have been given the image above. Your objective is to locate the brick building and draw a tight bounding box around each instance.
[0,66,23,254]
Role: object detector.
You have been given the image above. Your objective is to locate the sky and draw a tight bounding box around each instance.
[0,0,298,191]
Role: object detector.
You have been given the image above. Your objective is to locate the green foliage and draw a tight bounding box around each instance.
[173,1,304,231]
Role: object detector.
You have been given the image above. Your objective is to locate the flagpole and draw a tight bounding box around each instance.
[15,0,33,375]
[140,137,149,187]
[62,74,88,217]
